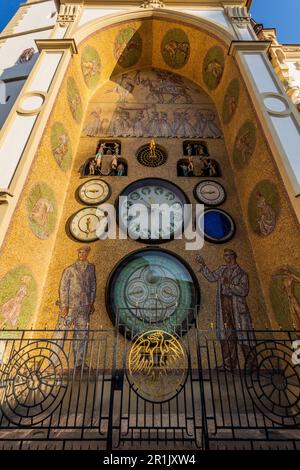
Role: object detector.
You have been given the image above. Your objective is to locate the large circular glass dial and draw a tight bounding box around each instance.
[117,178,189,243]
[106,248,200,337]
[78,179,110,205]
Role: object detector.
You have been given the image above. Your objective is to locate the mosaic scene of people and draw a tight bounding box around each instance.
[83,69,223,139]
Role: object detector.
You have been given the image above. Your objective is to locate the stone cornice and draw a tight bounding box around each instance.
[58,0,248,8]
[35,38,78,54]
[228,40,271,57]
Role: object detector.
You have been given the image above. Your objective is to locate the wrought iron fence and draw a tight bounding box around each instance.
[0,317,299,450]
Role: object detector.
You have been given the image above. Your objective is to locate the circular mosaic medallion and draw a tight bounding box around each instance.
[248,180,280,237]
[50,122,72,172]
[222,78,240,125]
[67,77,83,123]
[203,46,225,91]
[197,209,235,243]
[114,27,142,68]
[126,330,188,403]
[233,120,256,170]
[81,45,101,89]
[0,341,69,426]
[27,182,57,240]
[136,144,167,167]
[194,181,226,206]
[245,341,300,426]
[106,248,200,336]
[161,28,190,69]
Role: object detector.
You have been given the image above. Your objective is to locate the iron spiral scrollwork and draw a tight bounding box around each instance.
[245,341,300,426]
[0,341,69,426]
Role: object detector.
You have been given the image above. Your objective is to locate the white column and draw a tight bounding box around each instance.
[229,41,300,205]
[0,39,77,248]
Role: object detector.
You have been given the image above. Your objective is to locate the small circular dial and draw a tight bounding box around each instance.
[69,207,108,242]
[194,180,226,206]
[117,178,189,243]
[197,209,235,244]
[78,179,110,205]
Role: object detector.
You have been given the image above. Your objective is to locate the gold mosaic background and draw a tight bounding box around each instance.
[0,18,299,336]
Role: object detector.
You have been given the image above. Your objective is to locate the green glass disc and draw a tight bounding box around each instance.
[107,249,200,336]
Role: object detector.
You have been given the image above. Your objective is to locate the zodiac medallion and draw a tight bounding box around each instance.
[245,341,300,426]
[0,341,69,426]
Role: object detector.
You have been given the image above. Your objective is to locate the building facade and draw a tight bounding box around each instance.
[0,0,300,340]
[0,0,300,449]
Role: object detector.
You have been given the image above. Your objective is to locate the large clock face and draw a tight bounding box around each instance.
[106,249,200,337]
[69,207,108,242]
[117,178,189,242]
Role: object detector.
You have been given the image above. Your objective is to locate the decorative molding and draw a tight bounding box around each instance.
[225,6,250,29]
[0,189,13,205]
[17,91,47,116]
[35,39,78,55]
[57,4,81,27]
[228,40,271,58]
[140,0,165,8]
[0,26,54,41]
[261,92,291,117]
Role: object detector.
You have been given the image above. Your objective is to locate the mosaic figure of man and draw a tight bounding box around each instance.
[196,249,255,370]
[56,246,96,371]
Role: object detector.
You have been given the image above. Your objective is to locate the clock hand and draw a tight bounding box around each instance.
[202,190,218,195]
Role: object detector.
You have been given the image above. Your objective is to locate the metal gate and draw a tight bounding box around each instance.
[0,318,299,450]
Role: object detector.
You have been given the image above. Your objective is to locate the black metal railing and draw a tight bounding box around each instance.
[0,317,299,450]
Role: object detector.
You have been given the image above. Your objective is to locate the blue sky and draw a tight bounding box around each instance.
[0,0,299,43]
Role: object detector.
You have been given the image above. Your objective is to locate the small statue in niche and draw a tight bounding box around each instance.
[88,158,96,176]
[199,158,220,177]
[117,162,126,176]
[82,141,126,177]
[114,142,120,156]
[183,141,209,158]
[186,144,193,156]
[19,47,35,63]
[177,155,221,177]
[187,157,194,176]
[177,159,189,177]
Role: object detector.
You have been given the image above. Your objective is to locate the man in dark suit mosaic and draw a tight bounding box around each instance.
[55,246,96,371]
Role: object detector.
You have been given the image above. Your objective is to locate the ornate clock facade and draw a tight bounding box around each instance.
[117,178,189,243]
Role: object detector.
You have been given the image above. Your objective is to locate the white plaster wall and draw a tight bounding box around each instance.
[179,8,232,31]
[244,53,279,94]
[0,29,52,79]
[79,8,126,27]
[0,113,37,188]
[28,52,63,92]
[13,0,57,34]
[287,61,300,85]
[0,80,26,128]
